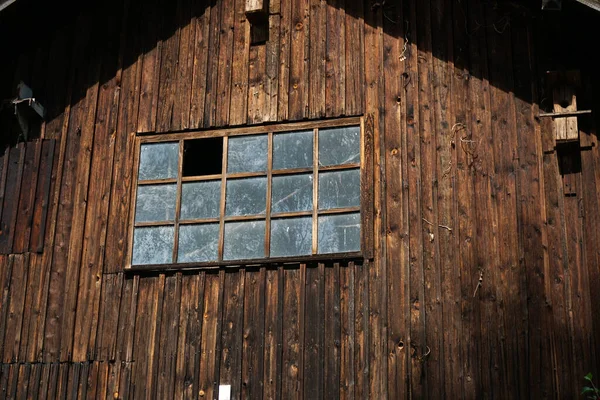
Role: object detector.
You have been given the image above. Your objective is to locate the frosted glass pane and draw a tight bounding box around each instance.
[226,177,267,216]
[132,226,174,265]
[318,126,360,166]
[180,181,221,220]
[318,169,360,210]
[270,217,312,257]
[177,224,219,263]
[227,135,268,173]
[318,213,360,254]
[138,142,179,180]
[271,174,313,214]
[273,130,313,170]
[135,184,177,222]
[223,220,266,260]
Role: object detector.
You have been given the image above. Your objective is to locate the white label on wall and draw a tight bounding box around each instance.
[218,385,231,400]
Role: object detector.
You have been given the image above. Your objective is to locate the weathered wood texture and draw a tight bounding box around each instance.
[1,0,600,398]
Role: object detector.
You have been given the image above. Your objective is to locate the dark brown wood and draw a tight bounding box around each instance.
[0,145,25,254]
[29,140,55,253]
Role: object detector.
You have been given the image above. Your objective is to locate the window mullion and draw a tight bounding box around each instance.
[218,136,229,261]
[172,140,184,263]
[312,128,319,255]
[265,132,273,257]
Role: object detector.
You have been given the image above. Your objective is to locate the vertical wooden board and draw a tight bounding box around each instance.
[241,268,265,400]
[0,150,7,223]
[85,361,100,400]
[229,0,250,126]
[198,272,224,400]
[0,255,13,362]
[45,363,59,400]
[156,0,182,133]
[76,362,90,399]
[73,8,124,359]
[287,0,309,120]
[118,362,132,400]
[353,262,368,400]
[115,276,139,363]
[324,263,340,400]
[19,254,42,361]
[219,271,245,399]
[131,275,162,399]
[431,0,459,397]
[281,266,301,400]
[325,0,345,117]
[344,0,363,116]
[95,273,124,361]
[174,272,204,399]
[13,141,41,254]
[156,274,182,399]
[94,362,110,400]
[308,0,326,119]
[0,364,8,400]
[276,0,291,121]
[511,20,550,398]
[15,364,31,399]
[189,1,212,129]
[137,0,163,133]
[339,264,354,400]
[0,145,25,254]
[262,266,283,400]
[247,41,267,125]
[215,0,235,127]
[6,364,18,400]
[265,14,281,122]
[381,0,408,397]
[36,363,51,400]
[2,254,29,363]
[29,139,56,253]
[26,363,42,400]
[303,264,324,400]
[60,57,102,363]
[172,0,196,131]
[104,0,143,274]
[55,362,70,400]
[203,0,222,128]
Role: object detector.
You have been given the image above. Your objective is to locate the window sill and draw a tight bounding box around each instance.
[126,251,365,273]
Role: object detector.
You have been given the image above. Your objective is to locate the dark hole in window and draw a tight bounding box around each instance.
[183,137,223,177]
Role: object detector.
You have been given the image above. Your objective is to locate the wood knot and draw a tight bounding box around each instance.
[295,22,303,30]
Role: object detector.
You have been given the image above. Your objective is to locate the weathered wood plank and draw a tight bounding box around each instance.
[262,266,283,400]
[303,264,324,400]
[189,0,212,129]
[308,0,325,119]
[325,0,345,117]
[2,254,29,363]
[95,273,124,361]
[0,144,25,254]
[172,0,196,131]
[29,139,56,253]
[156,274,182,399]
[241,268,265,400]
[13,141,41,253]
[324,263,340,400]
[344,0,363,116]
[229,0,251,126]
[156,0,181,132]
[281,266,301,400]
[287,0,309,120]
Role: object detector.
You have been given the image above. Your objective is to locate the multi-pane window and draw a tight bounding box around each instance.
[128,118,367,269]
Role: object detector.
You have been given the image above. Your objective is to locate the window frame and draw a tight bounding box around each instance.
[126,116,373,271]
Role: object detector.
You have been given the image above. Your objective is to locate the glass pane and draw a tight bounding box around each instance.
[227,135,268,173]
[273,130,313,170]
[270,217,312,257]
[318,169,360,210]
[318,126,360,166]
[223,220,266,260]
[135,184,177,222]
[226,177,267,216]
[271,174,313,214]
[132,226,174,265]
[138,142,179,180]
[177,224,219,263]
[318,213,361,254]
[180,181,221,220]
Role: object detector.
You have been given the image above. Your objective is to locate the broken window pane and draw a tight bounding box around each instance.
[271,174,313,214]
[273,130,313,170]
[180,181,221,220]
[135,184,177,223]
[318,213,360,254]
[226,177,267,216]
[177,224,220,263]
[138,142,179,180]
[132,226,174,265]
[223,220,266,260]
[318,126,360,166]
[270,217,312,257]
[227,135,268,173]
[318,169,360,210]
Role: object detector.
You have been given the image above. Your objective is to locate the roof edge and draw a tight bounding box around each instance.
[0,0,18,12]
[574,0,600,11]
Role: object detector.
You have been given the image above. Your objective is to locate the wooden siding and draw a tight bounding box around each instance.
[0,0,600,398]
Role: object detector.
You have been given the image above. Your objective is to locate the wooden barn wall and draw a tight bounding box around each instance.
[1,0,600,398]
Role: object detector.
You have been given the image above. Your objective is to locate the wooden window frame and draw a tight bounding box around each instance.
[126,116,374,271]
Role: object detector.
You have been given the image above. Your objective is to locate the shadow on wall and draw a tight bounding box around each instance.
[0,0,598,130]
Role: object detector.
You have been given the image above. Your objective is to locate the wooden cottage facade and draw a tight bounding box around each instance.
[1,0,600,397]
